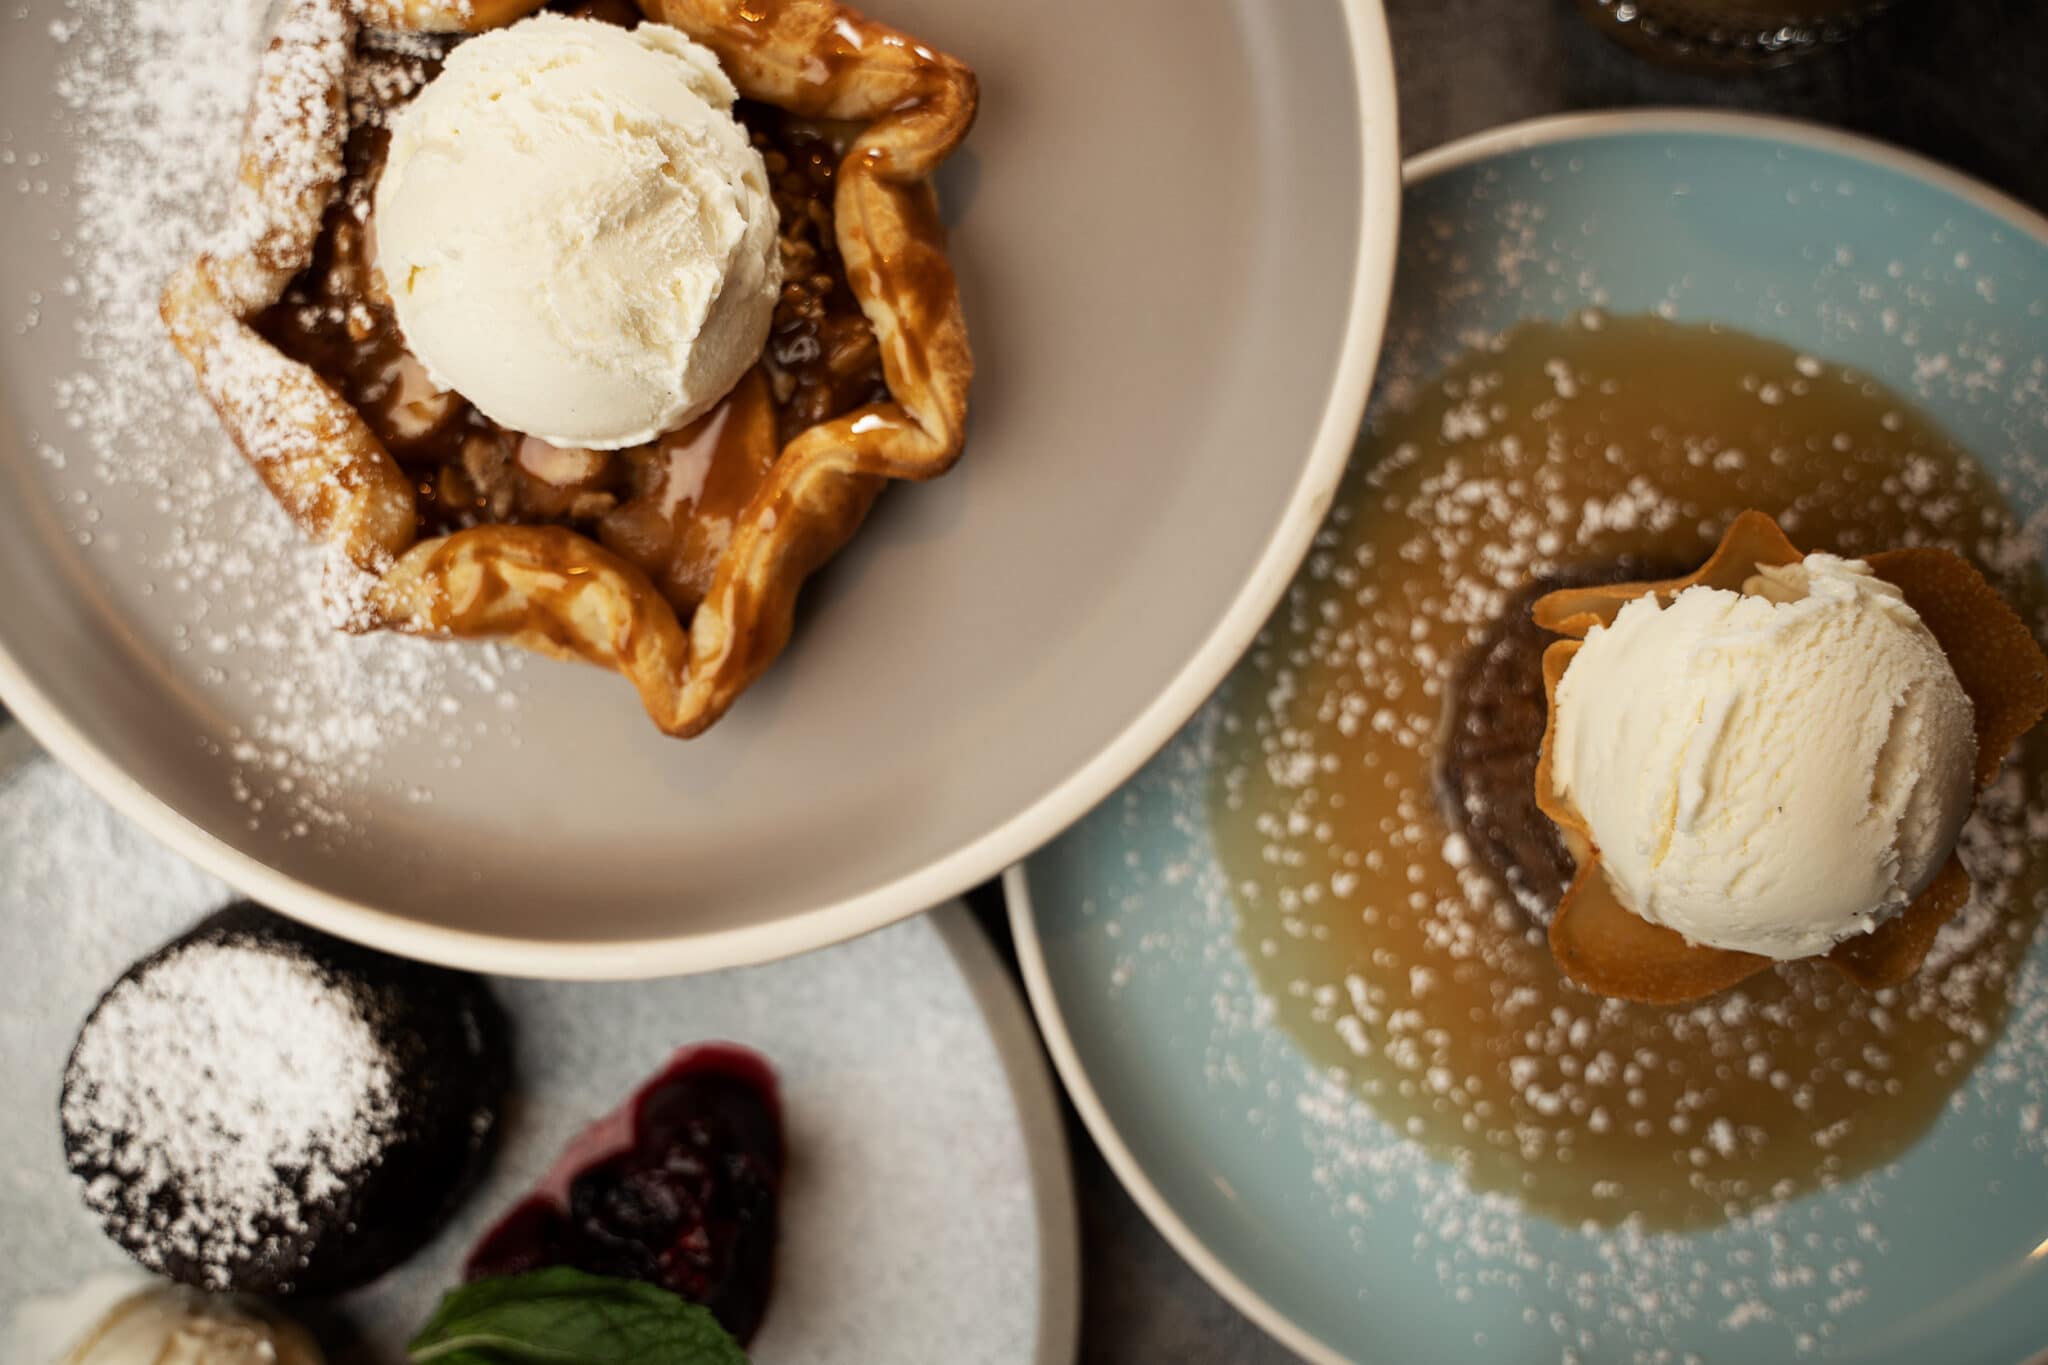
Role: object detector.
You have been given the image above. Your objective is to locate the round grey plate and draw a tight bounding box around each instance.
[0,0,1400,975]
[0,743,1079,1364]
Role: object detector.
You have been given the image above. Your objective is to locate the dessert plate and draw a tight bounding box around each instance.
[1009,112,2048,1365]
[0,739,1079,1364]
[0,0,1399,975]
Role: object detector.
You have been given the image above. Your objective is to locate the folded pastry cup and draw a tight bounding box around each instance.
[1531,510,2048,1004]
[162,0,976,737]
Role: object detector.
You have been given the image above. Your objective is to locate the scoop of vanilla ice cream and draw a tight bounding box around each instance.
[373,14,780,449]
[52,1284,324,1365]
[1549,552,1976,959]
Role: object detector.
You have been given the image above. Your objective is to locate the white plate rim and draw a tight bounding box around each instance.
[0,0,1403,979]
[924,903,1084,1365]
[1005,107,2048,1365]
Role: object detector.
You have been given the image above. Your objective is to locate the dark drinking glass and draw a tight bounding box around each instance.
[1578,0,1900,68]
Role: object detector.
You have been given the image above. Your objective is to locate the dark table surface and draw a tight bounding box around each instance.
[969,1,2048,1360]
[7,2,2047,1362]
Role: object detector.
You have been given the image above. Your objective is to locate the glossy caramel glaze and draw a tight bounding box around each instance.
[254,35,889,606]
[163,0,977,736]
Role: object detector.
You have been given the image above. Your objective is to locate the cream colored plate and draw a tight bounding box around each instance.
[0,0,1399,975]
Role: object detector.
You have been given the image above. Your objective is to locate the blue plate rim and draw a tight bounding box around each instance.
[1007,107,2048,1365]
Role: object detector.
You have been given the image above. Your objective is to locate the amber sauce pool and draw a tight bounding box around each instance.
[1209,315,2048,1228]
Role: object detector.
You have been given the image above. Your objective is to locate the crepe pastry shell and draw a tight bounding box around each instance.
[161,0,976,737]
[1531,510,2048,1004]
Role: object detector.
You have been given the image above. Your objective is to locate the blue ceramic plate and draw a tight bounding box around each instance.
[1009,112,2048,1365]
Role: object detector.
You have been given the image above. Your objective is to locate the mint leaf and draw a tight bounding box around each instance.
[408,1268,748,1365]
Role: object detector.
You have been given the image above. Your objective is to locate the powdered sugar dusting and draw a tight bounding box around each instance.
[1050,149,2048,1362]
[61,937,400,1290]
[209,0,351,311]
[1095,690,2048,1359]
[28,0,519,840]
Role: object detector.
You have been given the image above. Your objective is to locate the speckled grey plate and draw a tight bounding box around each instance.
[0,739,1079,1364]
[0,0,1399,976]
